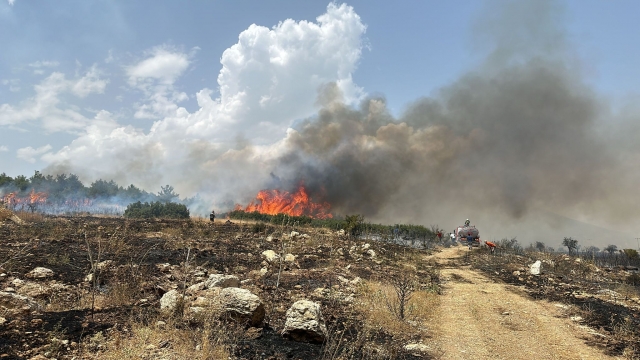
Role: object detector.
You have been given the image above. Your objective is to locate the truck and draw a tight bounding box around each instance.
[454,224,480,247]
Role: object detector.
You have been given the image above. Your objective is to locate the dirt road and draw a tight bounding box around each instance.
[429,246,619,360]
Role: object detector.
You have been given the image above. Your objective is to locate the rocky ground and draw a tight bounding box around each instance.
[0,216,441,360]
[0,214,638,360]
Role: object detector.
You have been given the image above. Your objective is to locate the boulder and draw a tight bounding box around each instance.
[204,274,240,289]
[529,260,542,275]
[282,300,327,343]
[0,291,39,314]
[26,267,54,279]
[160,289,184,311]
[218,287,265,326]
[261,250,280,264]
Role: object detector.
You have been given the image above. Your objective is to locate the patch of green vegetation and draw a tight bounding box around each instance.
[124,201,189,219]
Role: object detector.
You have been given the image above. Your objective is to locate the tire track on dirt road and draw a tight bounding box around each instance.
[429,247,619,360]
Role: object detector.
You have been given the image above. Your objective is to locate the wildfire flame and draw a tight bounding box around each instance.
[2,190,48,207]
[238,185,332,219]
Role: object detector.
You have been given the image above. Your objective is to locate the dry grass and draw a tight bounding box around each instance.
[80,310,237,359]
[0,206,13,221]
[357,280,438,336]
[14,210,47,222]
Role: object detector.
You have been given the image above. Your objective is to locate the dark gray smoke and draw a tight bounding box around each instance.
[268,0,640,247]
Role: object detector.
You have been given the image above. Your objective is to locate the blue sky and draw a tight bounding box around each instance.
[0,0,639,179]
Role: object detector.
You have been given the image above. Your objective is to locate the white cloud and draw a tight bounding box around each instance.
[40,3,367,204]
[0,145,8,152]
[125,46,191,119]
[17,144,52,163]
[127,46,190,86]
[72,65,108,97]
[2,79,20,92]
[7,0,15,6]
[29,60,59,68]
[0,65,109,132]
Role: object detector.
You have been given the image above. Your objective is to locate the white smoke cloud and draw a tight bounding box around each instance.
[43,3,367,206]
[17,144,52,163]
[0,145,8,152]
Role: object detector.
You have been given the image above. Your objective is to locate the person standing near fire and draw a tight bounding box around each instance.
[210,210,215,222]
[466,233,475,250]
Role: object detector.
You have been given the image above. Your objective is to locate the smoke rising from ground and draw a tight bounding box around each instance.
[268,0,640,245]
[23,1,640,247]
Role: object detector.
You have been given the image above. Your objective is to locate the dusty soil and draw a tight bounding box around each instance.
[429,247,621,360]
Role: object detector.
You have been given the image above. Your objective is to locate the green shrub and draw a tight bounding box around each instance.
[123,201,189,219]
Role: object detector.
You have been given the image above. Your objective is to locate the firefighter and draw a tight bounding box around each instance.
[209,210,215,222]
[485,240,496,254]
[466,233,475,250]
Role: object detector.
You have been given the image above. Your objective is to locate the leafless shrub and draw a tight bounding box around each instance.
[385,273,416,320]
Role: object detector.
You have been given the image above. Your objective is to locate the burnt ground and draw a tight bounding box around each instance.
[0,216,436,360]
[467,248,640,357]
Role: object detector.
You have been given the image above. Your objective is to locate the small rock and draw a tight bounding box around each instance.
[404,343,430,353]
[0,291,39,314]
[26,267,54,279]
[156,321,166,328]
[261,250,280,264]
[160,290,184,311]
[205,274,240,289]
[365,249,376,258]
[282,300,327,343]
[529,260,542,275]
[284,254,296,263]
[3,288,14,293]
[187,281,207,294]
[290,231,300,238]
[512,271,521,276]
[96,260,114,271]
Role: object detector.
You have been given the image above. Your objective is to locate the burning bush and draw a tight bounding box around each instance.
[123,201,189,219]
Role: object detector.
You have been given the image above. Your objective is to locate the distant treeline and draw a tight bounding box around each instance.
[0,171,188,205]
[227,210,435,239]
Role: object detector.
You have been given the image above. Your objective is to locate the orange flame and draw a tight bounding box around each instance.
[239,185,332,219]
[2,190,48,206]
